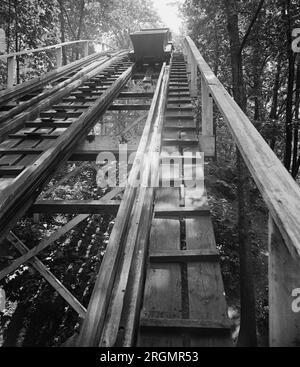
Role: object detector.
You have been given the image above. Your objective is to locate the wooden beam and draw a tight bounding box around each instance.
[155,207,210,218]
[118,92,154,99]
[149,249,219,263]
[31,199,120,214]
[201,75,214,136]
[109,104,150,111]
[0,166,25,176]
[269,216,300,346]
[0,215,89,281]
[140,317,231,332]
[7,232,87,318]
[7,56,16,88]
[0,40,96,60]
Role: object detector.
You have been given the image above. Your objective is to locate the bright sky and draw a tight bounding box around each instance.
[152,0,185,35]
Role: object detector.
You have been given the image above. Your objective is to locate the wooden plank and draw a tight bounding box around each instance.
[149,249,219,263]
[7,232,87,318]
[269,216,300,346]
[0,154,21,166]
[0,166,25,176]
[140,317,231,332]
[0,214,89,281]
[155,207,210,218]
[118,92,154,98]
[31,199,120,214]
[201,75,214,136]
[0,40,95,59]
[16,154,40,166]
[186,213,230,347]
[138,216,182,347]
[109,104,150,111]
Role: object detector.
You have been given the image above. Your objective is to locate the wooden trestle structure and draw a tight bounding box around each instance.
[0,36,300,347]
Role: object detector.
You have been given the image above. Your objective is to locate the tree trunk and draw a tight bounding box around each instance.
[59,1,67,65]
[283,1,295,171]
[269,55,282,151]
[224,0,257,347]
[292,54,300,178]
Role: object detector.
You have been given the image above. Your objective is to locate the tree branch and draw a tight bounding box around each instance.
[239,0,265,54]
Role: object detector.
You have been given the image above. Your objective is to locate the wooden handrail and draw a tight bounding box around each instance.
[0,40,111,60]
[1,39,114,88]
[184,35,300,259]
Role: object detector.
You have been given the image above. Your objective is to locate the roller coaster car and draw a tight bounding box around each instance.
[129,28,173,65]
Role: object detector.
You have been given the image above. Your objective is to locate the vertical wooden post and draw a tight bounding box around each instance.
[56,46,63,68]
[186,47,191,74]
[199,75,215,156]
[269,215,300,347]
[7,55,16,88]
[101,43,106,52]
[83,41,89,58]
[190,53,197,97]
[201,77,213,135]
[182,40,188,62]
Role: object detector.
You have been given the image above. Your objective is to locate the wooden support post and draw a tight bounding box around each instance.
[33,213,40,224]
[56,46,63,68]
[190,53,197,98]
[200,75,215,156]
[269,215,300,347]
[83,41,89,58]
[101,43,106,52]
[7,55,16,88]
[182,41,188,62]
[186,47,191,74]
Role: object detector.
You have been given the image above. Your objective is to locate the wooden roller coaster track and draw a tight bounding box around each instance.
[0,36,299,347]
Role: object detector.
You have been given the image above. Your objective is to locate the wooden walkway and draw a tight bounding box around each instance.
[138,54,232,347]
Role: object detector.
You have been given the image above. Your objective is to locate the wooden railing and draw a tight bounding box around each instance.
[0,40,112,88]
[183,36,300,347]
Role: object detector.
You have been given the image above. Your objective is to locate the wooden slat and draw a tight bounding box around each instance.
[0,214,89,281]
[155,207,210,218]
[140,317,231,332]
[118,92,154,98]
[7,232,87,318]
[149,249,219,263]
[109,104,150,111]
[31,199,120,214]
[0,166,25,176]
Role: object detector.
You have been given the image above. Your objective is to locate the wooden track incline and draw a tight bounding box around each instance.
[137,53,232,347]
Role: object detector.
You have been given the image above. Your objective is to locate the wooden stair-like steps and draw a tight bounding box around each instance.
[137,54,231,347]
